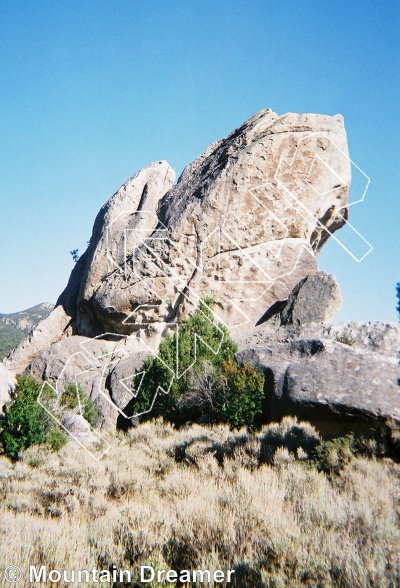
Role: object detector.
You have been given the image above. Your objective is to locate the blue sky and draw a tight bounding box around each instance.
[0,0,399,322]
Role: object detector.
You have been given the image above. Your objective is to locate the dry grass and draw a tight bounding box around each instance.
[0,418,400,587]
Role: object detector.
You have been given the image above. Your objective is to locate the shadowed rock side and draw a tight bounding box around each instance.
[257,271,342,327]
[280,271,342,325]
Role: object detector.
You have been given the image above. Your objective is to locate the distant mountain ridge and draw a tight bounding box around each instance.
[0,303,54,359]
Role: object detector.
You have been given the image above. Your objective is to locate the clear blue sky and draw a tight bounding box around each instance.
[0,0,399,322]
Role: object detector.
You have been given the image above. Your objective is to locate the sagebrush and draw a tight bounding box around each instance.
[1,418,399,587]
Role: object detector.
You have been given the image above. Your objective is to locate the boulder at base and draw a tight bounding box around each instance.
[236,321,400,436]
[280,272,342,326]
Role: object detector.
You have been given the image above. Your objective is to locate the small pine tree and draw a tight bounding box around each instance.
[70,249,79,263]
[0,376,52,460]
[397,283,400,321]
[132,298,238,423]
[131,299,265,429]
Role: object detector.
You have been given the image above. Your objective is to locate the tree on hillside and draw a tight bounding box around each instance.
[397,283,400,321]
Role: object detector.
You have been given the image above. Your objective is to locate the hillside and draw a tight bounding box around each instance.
[0,303,53,359]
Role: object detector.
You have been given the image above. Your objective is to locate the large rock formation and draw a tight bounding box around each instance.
[9,108,396,440]
[235,273,400,434]
[5,108,351,380]
[65,109,349,336]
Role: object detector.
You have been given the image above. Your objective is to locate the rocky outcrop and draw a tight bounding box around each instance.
[0,363,16,409]
[236,320,400,435]
[4,162,176,374]
[58,160,176,335]
[3,108,371,437]
[36,109,349,345]
[27,333,152,430]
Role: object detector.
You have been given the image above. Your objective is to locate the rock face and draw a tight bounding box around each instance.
[3,108,367,435]
[280,272,342,326]
[4,162,176,374]
[54,108,349,340]
[236,321,400,435]
[26,334,151,430]
[0,363,16,409]
[58,160,176,336]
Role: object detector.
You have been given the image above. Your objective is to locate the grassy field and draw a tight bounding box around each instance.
[0,418,399,587]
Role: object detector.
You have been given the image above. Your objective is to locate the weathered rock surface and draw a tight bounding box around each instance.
[61,412,98,442]
[3,162,175,374]
[0,363,16,409]
[236,321,400,435]
[26,333,151,430]
[59,160,176,336]
[280,271,342,325]
[235,320,400,359]
[48,108,349,345]
[3,108,363,434]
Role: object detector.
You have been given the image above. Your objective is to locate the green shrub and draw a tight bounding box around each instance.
[176,358,264,430]
[60,383,99,427]
[218,357,265,430]
[0,377,97,461]
[0,376,52,460]
[336,333,355,346]
[312,435,355,475]
[46,427,68,452]
[131,299,265,429]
